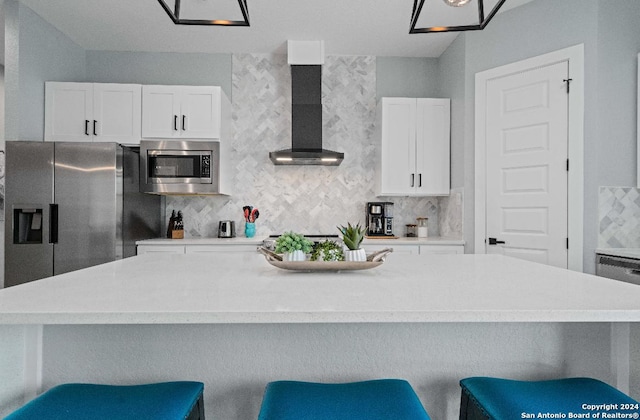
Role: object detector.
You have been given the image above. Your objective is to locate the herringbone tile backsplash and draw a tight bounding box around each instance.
[599,186,640,248]
[166,54,461,239]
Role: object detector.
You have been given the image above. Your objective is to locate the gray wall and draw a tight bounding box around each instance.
[85,51,232,99]
[435,0,640,275]
[4,0,86,141]
[376,57,439,100]
[436,35,465,191]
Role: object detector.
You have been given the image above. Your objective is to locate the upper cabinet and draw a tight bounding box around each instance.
[375,97,450,196]
[45,82,142,144]
[142,85,225,139]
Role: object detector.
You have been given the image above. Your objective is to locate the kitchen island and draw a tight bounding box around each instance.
[1,252,639,419]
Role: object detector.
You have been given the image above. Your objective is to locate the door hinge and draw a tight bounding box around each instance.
[563,78,573,94]
[566,159,569,171]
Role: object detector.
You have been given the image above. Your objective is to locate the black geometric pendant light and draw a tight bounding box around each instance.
[410,0,506,33]
[157,0,249,26]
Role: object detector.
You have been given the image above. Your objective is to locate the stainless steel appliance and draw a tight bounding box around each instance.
[5,142,162,287]
[140,140,223,195]
[596,253,640,286]
[218,221,236,238]
[366,202,394,237]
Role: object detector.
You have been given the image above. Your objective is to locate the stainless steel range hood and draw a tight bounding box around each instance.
[270,41,344,166]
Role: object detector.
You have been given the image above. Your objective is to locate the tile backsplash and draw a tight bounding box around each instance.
[599,186,640,248]
[166,53,462,239]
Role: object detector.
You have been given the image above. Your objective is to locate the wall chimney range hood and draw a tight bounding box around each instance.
[270,41,344,166]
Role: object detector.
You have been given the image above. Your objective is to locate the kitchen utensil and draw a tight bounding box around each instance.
[218,220,236,238]
[250,208,259,222]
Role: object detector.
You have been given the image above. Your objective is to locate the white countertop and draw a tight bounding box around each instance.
[1,253,639,325]
[596,248,640,259]
[136,236,465,246]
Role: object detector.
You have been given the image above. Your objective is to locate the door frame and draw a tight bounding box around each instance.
[474,44,584,272]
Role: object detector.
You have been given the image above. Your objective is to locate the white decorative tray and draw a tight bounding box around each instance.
[257,247,393,272]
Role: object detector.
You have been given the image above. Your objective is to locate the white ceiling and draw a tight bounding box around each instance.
[9,0,534,59]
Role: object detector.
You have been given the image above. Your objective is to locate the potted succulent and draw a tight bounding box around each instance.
[339,222,367,262]
[311,240,345,262]
[275,231,314,262]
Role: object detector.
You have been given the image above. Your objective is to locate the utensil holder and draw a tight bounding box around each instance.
[245,222,256,238]
[171,230,184,239]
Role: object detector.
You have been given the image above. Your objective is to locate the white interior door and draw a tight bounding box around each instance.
[485,61,569,268]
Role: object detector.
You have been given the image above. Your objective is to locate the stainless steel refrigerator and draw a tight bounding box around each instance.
[4,142,163,287]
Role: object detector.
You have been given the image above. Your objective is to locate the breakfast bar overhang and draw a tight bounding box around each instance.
[1,253,639,419]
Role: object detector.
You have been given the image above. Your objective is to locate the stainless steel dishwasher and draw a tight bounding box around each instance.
[596,254,640,285]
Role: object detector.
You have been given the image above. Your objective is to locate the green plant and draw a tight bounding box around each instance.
[311,240,345,262]
[338,222,365,250]
[275,231,314,254]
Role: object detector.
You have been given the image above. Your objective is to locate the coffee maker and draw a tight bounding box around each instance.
[366,202,394,237]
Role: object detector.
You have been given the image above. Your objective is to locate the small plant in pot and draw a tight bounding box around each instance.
[275,231,314,262]
[311,240,345,262]
[339,222,367,262]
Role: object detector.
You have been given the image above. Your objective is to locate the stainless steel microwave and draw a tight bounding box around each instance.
[140,140,221,195]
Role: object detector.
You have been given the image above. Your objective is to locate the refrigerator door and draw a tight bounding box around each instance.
[5,142,55,287]
[53,142,121,275]
[122,147,162,258]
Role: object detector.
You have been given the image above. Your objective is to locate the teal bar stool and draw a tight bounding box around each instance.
[257,379,431,420]
[5,381,205,420]
[460,377,639,420]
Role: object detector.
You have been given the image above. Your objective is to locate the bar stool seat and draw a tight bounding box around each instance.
[257,379,431,420]
[5,381,205,420]
[460,377,639,420]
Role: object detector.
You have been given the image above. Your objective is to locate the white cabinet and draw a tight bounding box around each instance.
[375,98,450,196]
[361,244,420,255]
[142,86,224,139]
[419,245,464,255]
[185,245,259,254]
[45,82,142,144]
[137,245,186,254]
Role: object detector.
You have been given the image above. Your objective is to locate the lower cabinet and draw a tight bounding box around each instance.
[362,244,420,255]
[419,245,464,255]
[185,245,259,254]
[137,245,186,254]
[137,243,463,256]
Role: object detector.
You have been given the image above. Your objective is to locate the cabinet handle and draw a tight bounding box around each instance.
[49,204,59,244]
[419,173,422,188]
[85,120,90,136]
[93,120,97,136]
[174,115,178,131]
[182,115,186,131]
[410,174,415,187]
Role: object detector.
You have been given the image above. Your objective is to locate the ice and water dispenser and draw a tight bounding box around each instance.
[13,208,44,244]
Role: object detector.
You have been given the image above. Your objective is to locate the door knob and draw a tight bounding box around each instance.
[488,237,505,245]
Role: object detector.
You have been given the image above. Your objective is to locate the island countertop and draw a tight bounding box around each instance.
[1,253,640,325]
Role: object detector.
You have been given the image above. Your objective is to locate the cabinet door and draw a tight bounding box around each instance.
[419,245,463,255]
[137,245,185,255]
[185,245,258,253]
[45,82,93,142]
[379,98,417,195]
[180,86,221,139]
[416,99,450,195]
[361,244,419,255]
[93,84,142,144]
[142,86,181,138]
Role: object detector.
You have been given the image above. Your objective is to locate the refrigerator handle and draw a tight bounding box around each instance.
[49,204,59,244]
